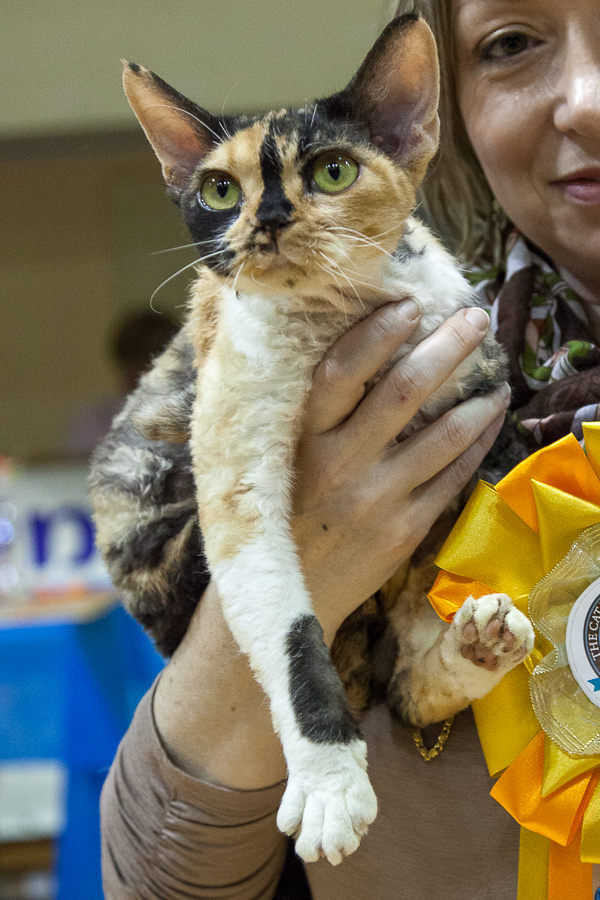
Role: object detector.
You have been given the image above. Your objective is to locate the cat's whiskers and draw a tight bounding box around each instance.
[219,120,233,141]
[318,250,384,308]
[328,221,405,242]
[316,263,350,329]
[148,253,219,311]
[300,141,326,152]
[151,238,219,256]
[327,224,390,249]
[314,255,353,327]
[232,262,245,292]
[250,268,268,287]
[319,242,387,291]
[330,232,393,259]
[144,104,223,145]
[302,100,310,128]
[219,81,242,140]
[320,252,366,312]
[326,224,402,256]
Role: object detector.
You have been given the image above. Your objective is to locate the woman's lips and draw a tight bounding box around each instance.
[552,170,600,204]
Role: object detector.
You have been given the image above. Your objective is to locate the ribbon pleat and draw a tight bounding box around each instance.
[435,481,543,598]
[496,433,600,531]
[472,665,541,777]
[491,731,598,845]
[548,827,593,900]
[427,571,496,622]
[581,778,600,863]
[542,736,600,797]
[532,480,600,572]
[583,422,600,481]
[517,828,549,900]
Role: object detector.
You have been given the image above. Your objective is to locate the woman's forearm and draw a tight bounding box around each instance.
[153,580,288,790]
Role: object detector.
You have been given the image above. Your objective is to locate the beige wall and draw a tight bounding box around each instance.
[1,0,390,459]
[2,0,389,136]
[0,134,192,457]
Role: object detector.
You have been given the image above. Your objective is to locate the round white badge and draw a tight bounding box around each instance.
[566,575,600,710]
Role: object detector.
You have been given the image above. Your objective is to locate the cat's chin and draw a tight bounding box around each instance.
[230,257,394,313]
[230,271,384,315]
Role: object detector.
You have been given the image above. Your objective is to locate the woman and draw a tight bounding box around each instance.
[98,0,600,897]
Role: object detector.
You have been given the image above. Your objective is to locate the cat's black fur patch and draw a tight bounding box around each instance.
[183,193,242,275]
[257,131,295,233]
[287,614,362,744]
[132,520,208,657]
[462,337,509,397]
[105,509,196,576]
[394,232,426,263]
[95,427,194,505]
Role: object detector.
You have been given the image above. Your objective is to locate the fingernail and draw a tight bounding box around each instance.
[459,307,489,332]
[394,299,420,321]
[497,382,510,406]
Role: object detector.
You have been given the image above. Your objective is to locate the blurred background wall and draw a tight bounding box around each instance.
[1,6,399,895]
[1,0,392,460]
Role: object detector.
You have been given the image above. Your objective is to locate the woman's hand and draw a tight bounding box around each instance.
[292,300,510,644]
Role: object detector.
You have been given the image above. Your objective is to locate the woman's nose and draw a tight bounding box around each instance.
[554,28,600,138]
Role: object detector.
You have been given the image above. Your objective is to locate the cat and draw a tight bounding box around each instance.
[91,14,534,866]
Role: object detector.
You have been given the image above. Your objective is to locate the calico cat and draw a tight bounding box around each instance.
[91,14,534,866]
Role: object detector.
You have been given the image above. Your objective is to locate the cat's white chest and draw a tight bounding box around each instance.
[221,287,342,377]
[222,288,281,364]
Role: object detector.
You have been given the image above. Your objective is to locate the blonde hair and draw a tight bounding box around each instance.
[391,0,499,265]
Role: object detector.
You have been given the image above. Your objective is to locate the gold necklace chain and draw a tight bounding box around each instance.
[412,716,454,761]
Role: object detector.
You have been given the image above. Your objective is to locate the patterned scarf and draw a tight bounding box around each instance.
[471,230,600,447]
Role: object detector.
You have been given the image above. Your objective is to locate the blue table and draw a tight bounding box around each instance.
[0,601,164,899]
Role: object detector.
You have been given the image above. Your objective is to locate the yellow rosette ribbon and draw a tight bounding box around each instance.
[428,422,600,900]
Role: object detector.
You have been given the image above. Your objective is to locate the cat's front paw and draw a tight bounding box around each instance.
[452,593,534,672]
[277,740,377,866]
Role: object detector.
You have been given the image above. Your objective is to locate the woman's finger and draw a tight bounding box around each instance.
[382,383,510,491]
[409,413,506,523]
[340,307,491,459]
[303,299,421,435]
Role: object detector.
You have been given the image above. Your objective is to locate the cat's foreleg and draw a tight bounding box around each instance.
[388,573,534,726]
[210,525,377,865]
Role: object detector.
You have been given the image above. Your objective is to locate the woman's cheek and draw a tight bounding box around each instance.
[465,92,538,214]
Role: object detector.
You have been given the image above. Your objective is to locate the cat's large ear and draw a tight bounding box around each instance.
[325,15,440,182]
[122,62,223,201]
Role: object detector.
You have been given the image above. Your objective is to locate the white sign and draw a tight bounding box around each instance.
[0,463,112,600]
[566,575,600,709]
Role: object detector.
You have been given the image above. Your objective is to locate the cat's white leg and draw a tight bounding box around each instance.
[211,529,377,866]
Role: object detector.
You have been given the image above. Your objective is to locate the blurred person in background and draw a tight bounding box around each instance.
[64,311,178,456]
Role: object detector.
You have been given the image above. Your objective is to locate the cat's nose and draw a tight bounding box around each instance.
[256,210,294,239]
[258,220,293,245]
[255,195,295,244]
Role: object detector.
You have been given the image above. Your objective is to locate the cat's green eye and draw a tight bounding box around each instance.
[199,173,242,210]
[312,154,359,194]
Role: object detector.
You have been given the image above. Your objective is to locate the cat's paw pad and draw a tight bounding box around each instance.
[276,742,377,866]
[454,593,534,672]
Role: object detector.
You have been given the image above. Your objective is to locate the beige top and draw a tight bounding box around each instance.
[101,680,519,899]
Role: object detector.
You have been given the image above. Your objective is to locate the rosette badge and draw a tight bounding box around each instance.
[428,422,600,900]
[531,527,600,757]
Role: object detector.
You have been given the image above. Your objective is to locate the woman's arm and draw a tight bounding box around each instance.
[153,301,510,789]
